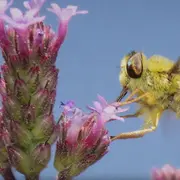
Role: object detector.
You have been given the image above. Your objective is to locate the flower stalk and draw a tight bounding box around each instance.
[57,169,72,180]
[1,167,16,180]
[25,174,40,180]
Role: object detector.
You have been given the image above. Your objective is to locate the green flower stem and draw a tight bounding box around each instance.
[57,169,73,180]
[25,174,39,180]
[2,167,16,180]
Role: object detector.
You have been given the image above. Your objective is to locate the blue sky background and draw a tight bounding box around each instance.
[1,0,180,179]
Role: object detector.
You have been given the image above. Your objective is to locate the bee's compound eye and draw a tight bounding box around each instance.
[126,52,143,78]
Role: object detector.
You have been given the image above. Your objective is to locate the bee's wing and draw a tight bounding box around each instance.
[139,106,162,130]
[136,106,154,130]
[160,110,179,136]
[168,58,180,75]
[140,112,153,130]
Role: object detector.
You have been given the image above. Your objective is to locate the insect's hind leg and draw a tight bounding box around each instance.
[120,108,143,119]
[111,109,162,141]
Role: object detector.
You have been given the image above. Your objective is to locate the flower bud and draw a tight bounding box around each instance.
[2,96,22,121]
[7,146,31,175]
[1,65,15,92]
[0,78,6,97]
[22,104,36,126]
[7,144,50,177]
[31,143,51,173]
[40,67,59,91]
[14,78,30,104]
[47,124,60,145]
[0,147,8,164]
[0,1,88,179]
[30,89,50,115]
[10,121,33,148]
[0,128,11,147]
[32,114,55,141]
[26,65,40,92]
[151,164,180,180]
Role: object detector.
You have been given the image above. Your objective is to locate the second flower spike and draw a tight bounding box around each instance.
[54,96,128,179]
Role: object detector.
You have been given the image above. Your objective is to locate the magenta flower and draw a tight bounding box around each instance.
[47,4,88,22]
[54,95,128,179]
[0,1,88,179]
[0,0,13,14]
[88,94,128,122]
[151,164,180,180]
[24,0,45,11]
[0,7,45,29]
[47,3,88,52]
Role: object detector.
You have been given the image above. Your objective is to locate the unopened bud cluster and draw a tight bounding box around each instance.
[0,0,88,179]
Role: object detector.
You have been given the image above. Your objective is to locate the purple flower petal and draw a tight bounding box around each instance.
[110,115,125,122]
[10,8,23,21]
[0,0,13,13]
[24,0,45,10]
[97,94,108,108]
[88,95,128,122]
[116,106,129,113]
[0,11,45,29]
[66,5,88,15]
[47,3,88,22]
[66,108,87,144]
[86,105,97,112]
[0,2,45,29]
[93,101,103,113]
[23,1,30,9]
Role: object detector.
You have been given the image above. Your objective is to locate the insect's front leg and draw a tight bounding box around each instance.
[120,108,143,118]
[111,109,162,141]
[118,92,149,106]
[111,128,156,140]
[116,88,140,102]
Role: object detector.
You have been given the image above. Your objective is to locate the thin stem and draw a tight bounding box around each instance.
[57,169,73,180]
[25,174,39,180]
[2,167,16,180]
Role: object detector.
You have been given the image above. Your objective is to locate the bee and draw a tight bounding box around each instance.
[111,51,180,141]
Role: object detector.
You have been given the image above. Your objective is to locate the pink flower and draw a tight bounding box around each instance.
[0,7,45,29]
[47,3,88,53]
[23,0,45,11]
[0,0,13,48]
[0,1,87,58]
[0,0,13,14]
[54,95,128,178]
[151,164,180,180]
[0,1,88,179]
[88,94,128,122]
[47,4,88,22]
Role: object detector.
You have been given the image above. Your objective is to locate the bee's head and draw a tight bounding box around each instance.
[119,51,145,87]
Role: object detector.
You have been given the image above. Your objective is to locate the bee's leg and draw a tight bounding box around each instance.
[118,92,149,106]
[116,88,141,102]
[124,88,141,102]
[120,109,142,119]
[120,107,144,118]
[111,110,162,141]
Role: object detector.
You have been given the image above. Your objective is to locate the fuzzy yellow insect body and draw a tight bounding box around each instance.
[111,51,180,141]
